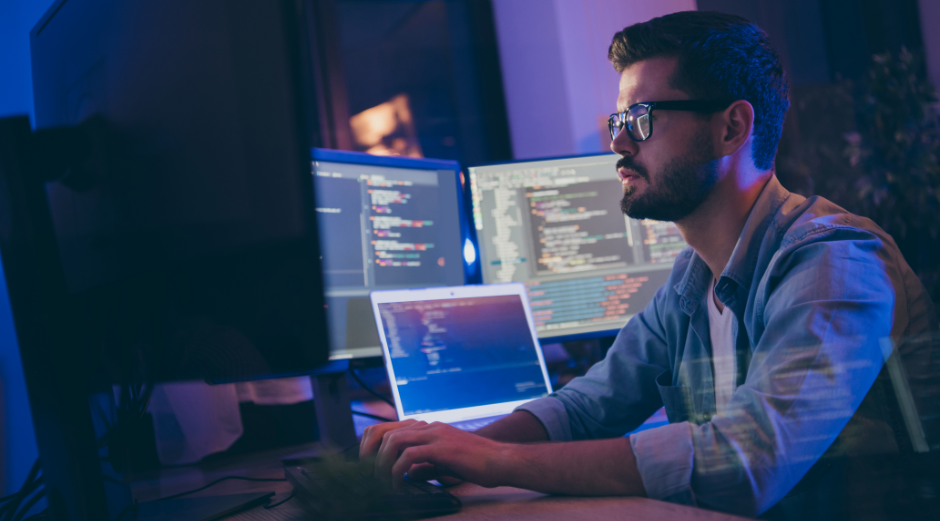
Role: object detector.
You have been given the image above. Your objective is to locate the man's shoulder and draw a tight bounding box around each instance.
[770,194,893,252]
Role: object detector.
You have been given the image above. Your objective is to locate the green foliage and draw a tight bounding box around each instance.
[296,453,391,519]
[846,48,940,302]
[779,48,940,303]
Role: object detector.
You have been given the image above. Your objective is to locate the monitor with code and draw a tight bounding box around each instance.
[468,154,687,341]
[313,149,470,360]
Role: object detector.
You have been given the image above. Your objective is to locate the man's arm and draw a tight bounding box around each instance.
[631,233,908,516]
[474,410,549,443]
[368,420,647,496]
[360,270,677,492]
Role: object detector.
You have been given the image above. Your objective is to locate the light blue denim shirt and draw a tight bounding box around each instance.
[517,176,935,517]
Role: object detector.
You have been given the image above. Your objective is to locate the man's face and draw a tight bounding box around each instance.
[612,56,720,222]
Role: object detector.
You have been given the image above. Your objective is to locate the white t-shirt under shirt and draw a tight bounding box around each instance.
[707,277,736,415]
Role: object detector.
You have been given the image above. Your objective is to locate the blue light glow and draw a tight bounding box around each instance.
[463,238,477,266]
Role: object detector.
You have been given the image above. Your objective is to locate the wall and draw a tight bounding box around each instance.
[697,0,831,86]
[0,0,58,496]
[491,0,697,160]
[919,0,940,90]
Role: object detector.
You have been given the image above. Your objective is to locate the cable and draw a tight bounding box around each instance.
[2,483,42,521]
[263,491,296,510]
[351,410,395,422]
[20,509,49,521]
[11,490,45,521]
[1,461,42,521]
[112,503,138,521]
[348,369,395,408]
[157,476,287,502]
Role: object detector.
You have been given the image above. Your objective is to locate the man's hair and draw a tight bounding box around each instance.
[608,11,788,171]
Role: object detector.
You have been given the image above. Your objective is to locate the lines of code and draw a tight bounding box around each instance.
[378,296,549,415]
[469,155,687,337]
[367,179,437,270]
[313,160,464,359]
[528,180,635,274]
[526,268,670,331]
[640,219,686,264]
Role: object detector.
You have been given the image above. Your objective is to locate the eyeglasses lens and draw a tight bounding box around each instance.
[628,105,651,141]
[610,106,652,141]
[609,113,623,140]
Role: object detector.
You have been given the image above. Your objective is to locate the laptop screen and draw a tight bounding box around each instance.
[377,294,551,417]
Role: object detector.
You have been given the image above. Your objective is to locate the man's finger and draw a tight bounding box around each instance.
[360,419,419,458]
[374,423,434,480]
[391,445,437,488]
[407,463,438,481]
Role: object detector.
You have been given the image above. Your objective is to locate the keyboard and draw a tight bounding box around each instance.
[449,414,506,432]
[285,465,461,520]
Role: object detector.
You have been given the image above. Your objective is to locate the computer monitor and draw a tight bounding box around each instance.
[29,0,330,383]
[468,153,687,342]
[312,149,475,361]
[11,0,331,518]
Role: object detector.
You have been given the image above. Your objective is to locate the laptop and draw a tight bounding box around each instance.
[369,283,554,430]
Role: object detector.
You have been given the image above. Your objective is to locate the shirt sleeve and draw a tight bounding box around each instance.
[630,422,696,503]
[522,229,905,518]
[516,281,675,441]
[689,231,901,516]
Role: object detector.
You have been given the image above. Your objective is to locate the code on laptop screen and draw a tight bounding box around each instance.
[377,295,549,415]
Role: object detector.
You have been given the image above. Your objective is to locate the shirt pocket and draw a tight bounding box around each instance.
[656,370,695,424]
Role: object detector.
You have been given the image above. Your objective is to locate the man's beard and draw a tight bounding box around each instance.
[619,134,719,222]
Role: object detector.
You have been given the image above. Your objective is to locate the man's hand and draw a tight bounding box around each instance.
[360,411,549,487]
[361,420,508,487]
[359,418,422,460]
[359,417,647,496]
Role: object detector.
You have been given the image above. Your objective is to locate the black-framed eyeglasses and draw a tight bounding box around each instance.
[608,100,734,142]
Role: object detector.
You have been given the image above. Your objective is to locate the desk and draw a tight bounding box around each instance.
[131,444,751,521]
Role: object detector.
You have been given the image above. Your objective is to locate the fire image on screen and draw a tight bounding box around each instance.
[378,295,549,415]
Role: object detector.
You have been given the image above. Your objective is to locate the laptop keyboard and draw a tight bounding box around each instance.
[448,415,506,432]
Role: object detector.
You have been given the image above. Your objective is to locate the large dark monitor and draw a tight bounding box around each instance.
[29,0,330,383]
[468,153,687,342]
[10,0,331,518]
[312,149,475,361]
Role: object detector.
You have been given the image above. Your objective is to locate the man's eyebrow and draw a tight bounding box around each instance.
[616,100,638,112]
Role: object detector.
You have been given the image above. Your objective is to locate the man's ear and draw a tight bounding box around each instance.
[715,100,755,159]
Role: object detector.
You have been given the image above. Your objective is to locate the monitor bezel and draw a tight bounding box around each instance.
[466,151,620,170]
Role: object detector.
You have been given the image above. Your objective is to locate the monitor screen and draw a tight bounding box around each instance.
[468,154,687,340]
[312,149,469,360]
[377,295,549,418]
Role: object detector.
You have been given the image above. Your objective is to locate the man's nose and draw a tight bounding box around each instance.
[610,128,638,158]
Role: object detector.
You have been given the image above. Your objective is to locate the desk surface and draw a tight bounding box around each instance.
[131,444,751,521]
[230,482,751,521]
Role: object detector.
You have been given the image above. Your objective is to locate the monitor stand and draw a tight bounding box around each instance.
[311,361,359,449]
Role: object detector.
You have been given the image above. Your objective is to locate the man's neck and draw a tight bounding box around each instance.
[676,170,773,282]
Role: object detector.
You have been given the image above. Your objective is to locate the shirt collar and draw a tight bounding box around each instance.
[674,176,793,316]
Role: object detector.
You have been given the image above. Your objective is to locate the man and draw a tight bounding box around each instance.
[359,11,935,519]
